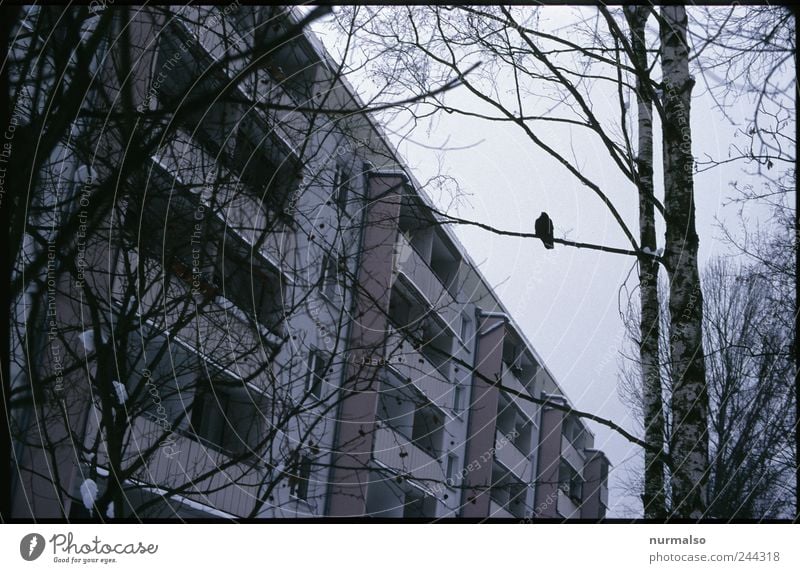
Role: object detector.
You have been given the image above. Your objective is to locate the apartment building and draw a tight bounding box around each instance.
[9,5,608,520]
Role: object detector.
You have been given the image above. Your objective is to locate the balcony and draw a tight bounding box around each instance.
[495,429,534,482]
[372,424,445,486]
[500,366,537,419]
[394,232,459,329]
[489,500,515,518]
[124,416,258,517]
[209,293,284,346]
[561,435,585,475]
[490,461,529,519]
[385,329,452,411]
[557,489,581,519]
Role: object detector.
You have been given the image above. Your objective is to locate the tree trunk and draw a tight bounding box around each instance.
[659,5,709,519]
[627,6,667,520]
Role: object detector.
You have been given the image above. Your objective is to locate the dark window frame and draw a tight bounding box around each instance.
[333,163,351,214]
[191,377,259,456]
[305,349,330,400]
[289,455,313,501]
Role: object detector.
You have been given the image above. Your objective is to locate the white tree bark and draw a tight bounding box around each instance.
[627,6,667,519]
[659,5,709,519]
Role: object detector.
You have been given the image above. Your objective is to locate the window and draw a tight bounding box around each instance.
[508,482,527,512]
[289,456,312,500]
[333,163,351,213]
[376,381,415,440]
[460,313,471,344]
[230,117,299,217]
[512,417,533,453]
[411,405,444,456]
[558,461,583,504]
[306,350,329,400]
[446,454,458,481]
[402,490,436,518]
[214,243,282,329]
[563,417,584,450]
[128,167,208,267]
[155,24,239,156]
[453,384,464,414]
[320,253,343,300]
[525,360,540,393]
[570,476,582,502]
[191,378,258,455]
[489,464,528,518]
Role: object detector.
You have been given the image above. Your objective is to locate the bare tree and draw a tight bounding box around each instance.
[691,6,795,181]
[336,4,796,519]
[618,254,795,519]
[7,5,474,519]
[656,5,709,519]
[339,4,715,517]
[622,5,667,519]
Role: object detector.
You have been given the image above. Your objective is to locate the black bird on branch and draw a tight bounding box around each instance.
[534,212,554,249]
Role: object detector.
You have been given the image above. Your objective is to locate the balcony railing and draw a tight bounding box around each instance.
[500,366,537,419]
[384,328,453,411]
[489,486,528,519]
[395,233,459,329]
[124,416,258,518]
[495,429,534,482]
[557,489,581,519]
[206,292,284,346]
[372,423,445,485]
[489,500,515,518]
[561,435,585,476]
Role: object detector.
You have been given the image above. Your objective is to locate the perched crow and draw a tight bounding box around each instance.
[535,212,554,249]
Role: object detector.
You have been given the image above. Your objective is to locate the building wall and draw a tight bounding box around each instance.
[581,451,610,519]
[326,173,404,516]
[10,5,609,520]
[460,314,505,517]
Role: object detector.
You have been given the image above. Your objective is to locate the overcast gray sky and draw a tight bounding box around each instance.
[312,6,793,517]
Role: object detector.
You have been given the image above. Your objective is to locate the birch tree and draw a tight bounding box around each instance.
[658,6,709,519]
[619,255,795,519]
[623,5,666,520]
